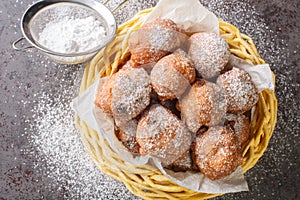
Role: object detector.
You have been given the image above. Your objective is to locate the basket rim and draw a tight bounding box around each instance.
[75,7,278,200]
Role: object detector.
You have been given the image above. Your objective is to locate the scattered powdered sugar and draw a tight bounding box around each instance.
[38,16,106,54]
[5,0,296,199]
[106,0,159,25]
[27,88,138,199]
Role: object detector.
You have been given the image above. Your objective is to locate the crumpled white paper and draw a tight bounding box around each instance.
[72,0,274,194]
[144,0,219,34]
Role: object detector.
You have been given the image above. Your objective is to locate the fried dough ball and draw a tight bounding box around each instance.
[94,75,116,115]
[216,67,258,113]
[94,61,135,114]
[179,79,226,133]
[115,119,140,154]
[111,67,151,121]
[151,50,196,101]
[188,32,230,79]
[192,126,242,180]
[225,113,250,146]
[129,18,187,67]
[136,104,192,165]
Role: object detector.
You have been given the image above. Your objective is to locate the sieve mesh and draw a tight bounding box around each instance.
[29,2,109,54]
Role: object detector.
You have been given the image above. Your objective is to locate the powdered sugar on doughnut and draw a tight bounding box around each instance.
[179,80,226,133]
[188,32,230,79]
[136,104,192,165]
[128,19,188,67]
[111,67,151,121]
[192,126,242,180]
[217,67,258,113]
[151,50,195,100]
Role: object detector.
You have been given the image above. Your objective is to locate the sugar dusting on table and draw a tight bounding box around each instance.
[25,59,139,199]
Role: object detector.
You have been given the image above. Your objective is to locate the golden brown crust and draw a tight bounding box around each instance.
[172,50,196,83]
[136,104,192,165]
[129,18,187,67]
[130,50,168,68]
[94,75,116,115]
[192,126,242,180]
[179,80,226,133]
[151,50,196,101]
[216,67,258,113]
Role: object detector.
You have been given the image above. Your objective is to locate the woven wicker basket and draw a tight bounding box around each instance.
[75,8,277,200]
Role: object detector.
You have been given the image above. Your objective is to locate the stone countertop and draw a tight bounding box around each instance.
[0,0,299,199]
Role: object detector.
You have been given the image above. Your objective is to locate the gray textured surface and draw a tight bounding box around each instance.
[0,0,299,199]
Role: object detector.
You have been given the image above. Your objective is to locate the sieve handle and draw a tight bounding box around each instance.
[12,37,34,51]
[103,0,129,13]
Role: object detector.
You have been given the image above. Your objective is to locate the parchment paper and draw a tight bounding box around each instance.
[144,0,219,34]
[72,0,274,194]
[229,55,274,92]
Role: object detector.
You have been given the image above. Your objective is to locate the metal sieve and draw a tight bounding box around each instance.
[12,0,127,64]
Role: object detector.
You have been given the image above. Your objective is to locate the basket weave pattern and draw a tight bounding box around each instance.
[75,8,277,200]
